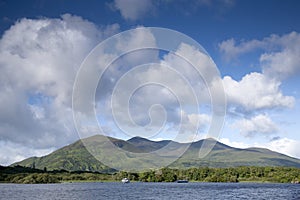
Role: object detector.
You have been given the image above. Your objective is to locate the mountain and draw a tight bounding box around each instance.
[12,135,300,172]
[127,136,172,153]
[11,137,115,173]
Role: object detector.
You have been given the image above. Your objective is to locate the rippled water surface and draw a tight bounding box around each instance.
[1,182,299,200]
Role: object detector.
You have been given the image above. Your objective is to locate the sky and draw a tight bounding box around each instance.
[0,0,300,166]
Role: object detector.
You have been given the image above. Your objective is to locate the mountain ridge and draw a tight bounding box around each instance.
[11,135,300,172]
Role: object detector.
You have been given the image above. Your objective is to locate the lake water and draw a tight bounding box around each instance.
[0,182,299,200]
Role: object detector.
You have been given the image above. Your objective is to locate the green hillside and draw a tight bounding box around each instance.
[12,135,300,172]
[12,138,115,173]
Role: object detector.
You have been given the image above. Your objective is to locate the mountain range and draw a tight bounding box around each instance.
[12,135,300,172]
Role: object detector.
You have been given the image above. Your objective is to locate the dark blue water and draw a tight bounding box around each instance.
[0,182,299,200]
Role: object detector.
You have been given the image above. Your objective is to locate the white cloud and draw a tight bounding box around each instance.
[111,0,235,21]
[181,112,211,133]
[223,72,294,112]
[264,137,300,159]
[261,32,300,80]
[87,35,218,141]
[96,41,219,140]
[220,137,300,159]
[261,43,300,80]
[219,138,250,149]
[232,114,278,137]
[113,0,155,21]
[218,35,300,164]
[219,31,300,80]
[167,43,220,86]
[219,32,299,143]
[0,140,55,166]
[219,38,264,61]
[116,26,157,51]
[0,14,119,164]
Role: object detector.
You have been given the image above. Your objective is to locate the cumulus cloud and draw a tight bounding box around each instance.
[95,40,217,140]
[0,14,119,164]
[219,32,299,141]
[223,72,294,112]
[219,31,300,80]
[232,114,278,137]
[112,0,155,21]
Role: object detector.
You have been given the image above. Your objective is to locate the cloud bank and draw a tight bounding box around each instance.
[0,14,119,165]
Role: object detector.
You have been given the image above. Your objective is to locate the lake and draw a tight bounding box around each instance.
[0,182,299,200]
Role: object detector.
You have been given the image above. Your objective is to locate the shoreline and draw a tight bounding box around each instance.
[1,165,299,184]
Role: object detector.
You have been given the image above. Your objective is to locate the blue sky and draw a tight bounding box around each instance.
[0,0,300,165]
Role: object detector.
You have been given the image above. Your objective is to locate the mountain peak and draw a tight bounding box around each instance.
[127,136,152,143]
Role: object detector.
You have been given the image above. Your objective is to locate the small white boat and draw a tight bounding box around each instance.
[121,178,130,183]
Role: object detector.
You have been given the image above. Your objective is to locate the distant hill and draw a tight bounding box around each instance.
[12,135,300,172]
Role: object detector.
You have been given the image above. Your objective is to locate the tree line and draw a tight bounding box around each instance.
[0,165,299,184]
